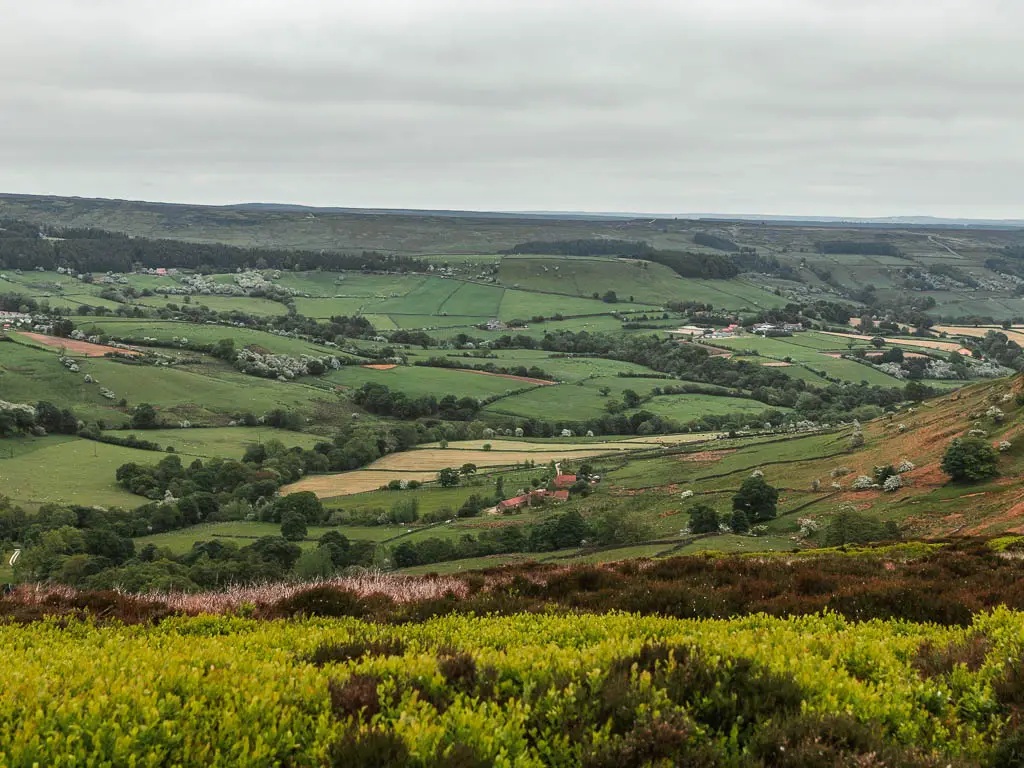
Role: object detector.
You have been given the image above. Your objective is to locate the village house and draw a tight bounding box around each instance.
[0,310,31,331]
[553,474,577,489]
[496,488,569,512]
[710,323,741,339]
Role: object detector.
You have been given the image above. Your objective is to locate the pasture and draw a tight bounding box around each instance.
[134,521,398,554]
[708,332,912,388]
[0,339,336,425]
[99,426,322,459]
[495,255,788,310]
[0,437,155,510]
[324,364,536,399]
[483,375,762,422]
[79,318,340,357]
[135,295,289,316]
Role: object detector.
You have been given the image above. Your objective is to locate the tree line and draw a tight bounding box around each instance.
[0,218,428,274]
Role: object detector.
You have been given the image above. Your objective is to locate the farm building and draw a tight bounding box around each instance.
[554,474,577,488]
[496,489,569,511]
[671,325,711,337]
[710,323,741,339]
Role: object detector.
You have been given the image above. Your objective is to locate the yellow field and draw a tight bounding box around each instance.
[618,432,720,445]
[281,436,684,498]
[819,331,970,354]
[371,447,624,470]
[936,325,1024,347]
[282,470,437,497]
[420,439,642,452]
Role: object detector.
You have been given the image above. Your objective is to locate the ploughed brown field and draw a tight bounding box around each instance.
[16,332,142,357]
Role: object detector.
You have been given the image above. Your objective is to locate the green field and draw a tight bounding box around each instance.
[0,437,156,509]
[135,521,400,553]
[496,256,788,309]
[99,426,322,458]
[325,364,540,399]
[639,394,778,423]
[484,376,762,422]
[79,318,342,357]
[710,332,911,388]
[135,295,289,315]
[0,339,335,425]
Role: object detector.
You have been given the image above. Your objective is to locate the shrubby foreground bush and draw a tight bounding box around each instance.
[3,609,1024,765]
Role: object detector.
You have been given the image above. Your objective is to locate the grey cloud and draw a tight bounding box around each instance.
[1,0,1023,216]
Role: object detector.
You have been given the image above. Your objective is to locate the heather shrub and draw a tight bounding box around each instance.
[438,651,477,693]
[271,586,379,618]
[993,656,1024,711]
[328,728,409,767]
[613,643,805,744]
[305,638,406,666]
[582,710,723,768]
[745,714,962,768]
[912,634,991,678]
[329,674,382,720]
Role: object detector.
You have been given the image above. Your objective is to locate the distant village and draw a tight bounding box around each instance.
[670,321,805,340]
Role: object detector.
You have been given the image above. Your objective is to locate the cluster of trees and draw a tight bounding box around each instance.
[413,357,553,381]
[0,400,80,437]
[970,331,1024,371]
[688,475,779,534]
[0,218,428,274]
[693,232,739,251]
[352,383,483,421]
[389,508,596,568]
[2,491,374,590]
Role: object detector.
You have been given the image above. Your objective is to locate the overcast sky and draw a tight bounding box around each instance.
[2,0,1022,218]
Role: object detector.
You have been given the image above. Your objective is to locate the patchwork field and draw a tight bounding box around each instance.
[283,437,656,499]
[0,337,335,425]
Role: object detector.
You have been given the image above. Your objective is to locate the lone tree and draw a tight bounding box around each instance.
[437,467,461,487]
[622,389,642,409]
[130,403,159,430]
[940,437,999,482]
[732,475,779,523]
[280,509,308,541]
[688,504,720,534]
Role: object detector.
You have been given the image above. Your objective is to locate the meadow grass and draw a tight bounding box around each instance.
[0,437,157,510]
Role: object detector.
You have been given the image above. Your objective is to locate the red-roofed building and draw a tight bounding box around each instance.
[554,474,577,488]
[496,488,569,511]
[496,494,530,512]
